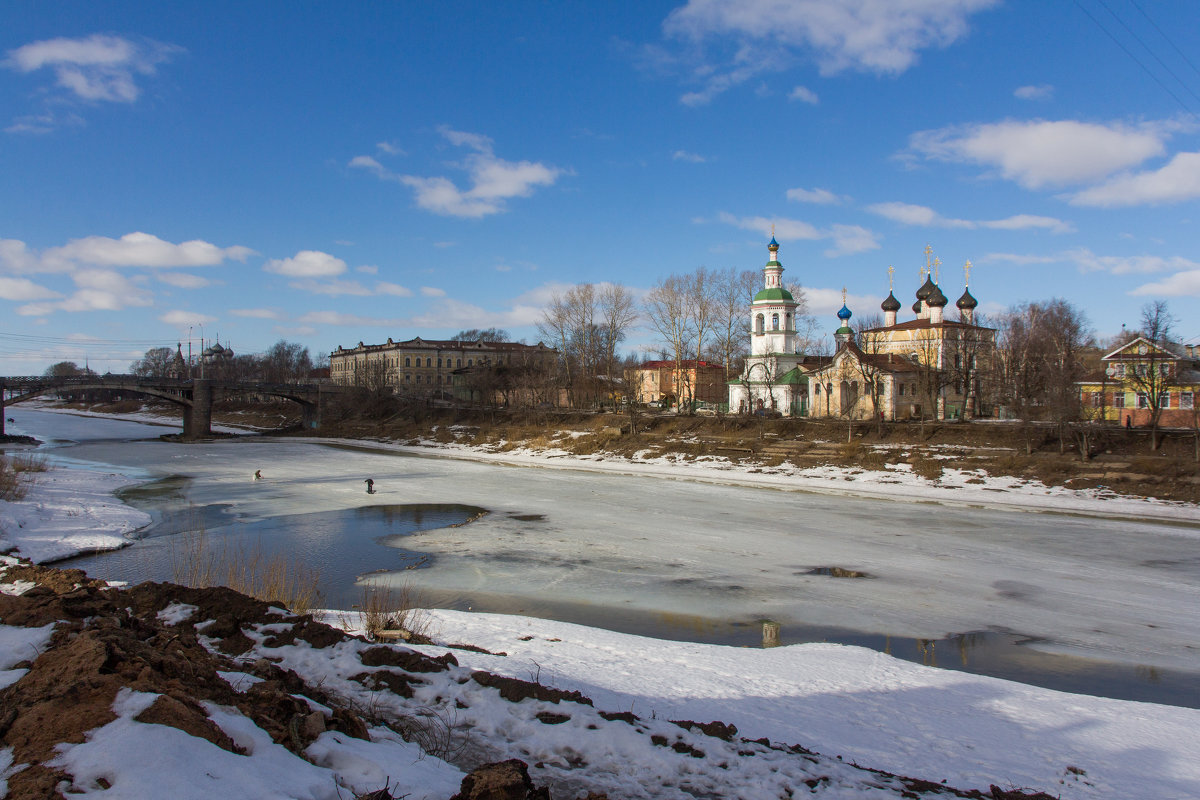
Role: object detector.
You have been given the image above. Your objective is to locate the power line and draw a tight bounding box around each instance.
[1074,0,1195,114]
[1129,0,1200,82]
[1097,0,1200,107]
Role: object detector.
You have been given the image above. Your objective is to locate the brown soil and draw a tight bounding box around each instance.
[0,559,1062,799]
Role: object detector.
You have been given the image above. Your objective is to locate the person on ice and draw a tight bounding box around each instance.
[364,478,375,494]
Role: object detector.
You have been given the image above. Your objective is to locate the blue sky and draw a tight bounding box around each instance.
[2,0,1199,374]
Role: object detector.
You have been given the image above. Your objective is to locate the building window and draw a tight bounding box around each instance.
[456,358,462,367]
[467,359,473,366]
[1159,392,1170,409]
[1113,393,1125,409]
[755,314,765,334]
[1137,393,1149,409]
[426,358,432,367]
[1182,392,1194,409]
[771,313,779,330]
[405,357,411,367]
[1160,363,1171,376]
[1091,392,1101,407]
[405,374,411,383]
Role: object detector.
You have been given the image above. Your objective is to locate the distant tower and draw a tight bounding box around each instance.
[956,260,978,324]
[881,265,901,327]
[835,288,854,348]
[750,234,800,357]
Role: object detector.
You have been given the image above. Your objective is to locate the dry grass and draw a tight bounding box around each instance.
[357,582,430,643]
[170,528,324,615]
[0,453,47,501]
[909,456,945,483]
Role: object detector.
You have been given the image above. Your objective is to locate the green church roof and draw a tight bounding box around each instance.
[753,287,795,302]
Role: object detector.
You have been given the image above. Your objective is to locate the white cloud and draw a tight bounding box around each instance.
[867,201,1073,233]
[664,0,999,78]
[361,127,564,218]
[673,150,707,163]
[3,34,182,106]
[263,250,347,278]
[356,264,379,274]
[0,239,38,272]
[20,268,153,315]
[159,309,217,327]
[788,85,819,104]
[715,212,878,257]
[0,276,60,301]
[1014,84,1053,100]
[288,278,370,296]
[826,224,880,257]
[376,140,404,156]
[983,247,1200,275]
[31,232,254,272]
[908,119,1171,189]
[420,287,447,297]
[1068,151,1200,207]
[786,186,841,204]
[1131,270,1200,297]
[297,310,400,327]
[377,282,414,297]
[156,272,211,289]
[230,308,282,320]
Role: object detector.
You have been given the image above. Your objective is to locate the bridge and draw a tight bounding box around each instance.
[0,375,349,440]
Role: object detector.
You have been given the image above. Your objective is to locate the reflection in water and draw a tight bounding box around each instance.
[60,502,487,610]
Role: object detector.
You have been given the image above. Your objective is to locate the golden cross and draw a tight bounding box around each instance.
[841,286,847,304]
[924,243,933,272]
[887,264,894,291]
[933,256,941,284]
[771,223,775,238]
[964,259,972,286]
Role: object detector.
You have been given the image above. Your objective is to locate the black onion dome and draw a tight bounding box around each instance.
[916,275,937,300]
[926,284,948,307]
[912,299,922,314]
[881,291,902,312]
[956,288,978,310]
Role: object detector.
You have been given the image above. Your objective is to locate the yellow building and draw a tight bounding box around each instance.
[1077,337,1199,427]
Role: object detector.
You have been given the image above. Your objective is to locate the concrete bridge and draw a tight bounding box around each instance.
[0,375,345,440]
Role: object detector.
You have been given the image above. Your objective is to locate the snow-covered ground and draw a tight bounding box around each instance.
[3,405,1200,798]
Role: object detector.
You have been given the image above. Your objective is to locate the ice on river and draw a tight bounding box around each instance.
[4,406,1199,678]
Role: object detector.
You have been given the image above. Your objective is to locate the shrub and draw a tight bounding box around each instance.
[170,528,324,615]
[357,582,430,643]
[910,456,944,483]
[0,453,45,501]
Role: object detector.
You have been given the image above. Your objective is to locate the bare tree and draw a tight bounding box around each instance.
[996,304,1050,454]
[598,283,638,390]
[1039,300,1094,455]
[644,274,695,413]
[451,328,509,343]
[1126,300,1179,450]
[130,347,174,378]
[852,314,889,435]
[261,340,314,384]
[710,267,750,382]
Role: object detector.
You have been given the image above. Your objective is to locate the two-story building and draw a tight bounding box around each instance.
[1078,337,1200,427]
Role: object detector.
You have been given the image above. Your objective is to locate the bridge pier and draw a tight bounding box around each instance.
[301,400,320,430]
[184,379,213,439]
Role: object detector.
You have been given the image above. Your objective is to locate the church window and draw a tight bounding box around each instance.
[771,314,779,330]
[785,313,792,330]
[755,314,765,334]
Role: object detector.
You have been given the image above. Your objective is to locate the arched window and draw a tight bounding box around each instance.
[405,357,411,367]
[426,357,432,367]
[467,358,473,366]
[772,313,779,330]
[755,314,765,334]
[456,358,462,368]
[785,313,792,330]
[438,358,443,368]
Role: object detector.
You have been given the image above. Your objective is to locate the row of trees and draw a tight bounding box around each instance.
[124,340,323,384]
[536,267,821,409]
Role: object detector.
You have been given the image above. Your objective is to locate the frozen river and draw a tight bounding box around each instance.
[7,407,1200,706]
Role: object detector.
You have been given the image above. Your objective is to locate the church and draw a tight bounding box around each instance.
[728,239,995,421]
